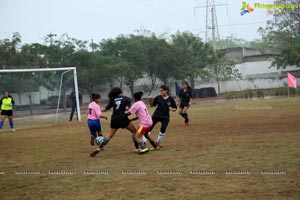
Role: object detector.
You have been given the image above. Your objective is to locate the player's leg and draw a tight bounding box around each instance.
[90,128,118,157]
[136,126,152,153]
[8,111,15,132]
[97,130,102,137]
[179,106,185,120]
[96,120,102,137]
[69,103,76,121]
[88,119,97,146]
[127,123,148,154]
[0,114,6,132]
[143,115,159,144]
[182,106,189,125]
[144,132,160,150]
[156,117,170,147]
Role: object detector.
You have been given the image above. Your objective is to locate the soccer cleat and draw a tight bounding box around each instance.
[150,146,160,151]
[156,142,163,148]
[90,135,96,146]
[0,129,2,133]
[137,148,149,155]
[90,149,100,157]
[134,148,141,153]
[11,129,16,132]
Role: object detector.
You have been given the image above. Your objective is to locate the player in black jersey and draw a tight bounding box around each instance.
[90,87,149,157]
[148,85,177,147]
[178,82,193,126]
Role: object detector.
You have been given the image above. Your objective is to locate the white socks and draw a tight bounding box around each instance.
[143,131,165,144]
[157,132,165,144]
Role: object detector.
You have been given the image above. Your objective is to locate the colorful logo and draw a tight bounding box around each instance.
[240,2,254,16]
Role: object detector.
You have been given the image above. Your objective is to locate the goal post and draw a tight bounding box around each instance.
[0,67,81,122]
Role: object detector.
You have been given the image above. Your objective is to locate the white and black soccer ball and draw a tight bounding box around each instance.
[95,136,104,146]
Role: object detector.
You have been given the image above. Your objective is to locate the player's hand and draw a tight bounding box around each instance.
[169,107,176,112]
[104,116,108,120]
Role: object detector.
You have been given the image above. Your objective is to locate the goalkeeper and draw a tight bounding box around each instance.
[0,91,16,132]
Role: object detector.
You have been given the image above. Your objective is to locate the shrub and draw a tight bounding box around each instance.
[256,89,264,98]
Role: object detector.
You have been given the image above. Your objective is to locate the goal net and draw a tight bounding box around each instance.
[0,67,81,129]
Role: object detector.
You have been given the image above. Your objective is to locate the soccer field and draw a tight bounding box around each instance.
[0,98,299,200]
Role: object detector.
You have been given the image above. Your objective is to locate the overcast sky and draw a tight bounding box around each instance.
[0,0,275,44]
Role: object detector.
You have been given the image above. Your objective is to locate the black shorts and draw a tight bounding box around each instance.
[1,110,13,116]
[179,102,190,109]
[151,115,170,133]
[110,116,130,129]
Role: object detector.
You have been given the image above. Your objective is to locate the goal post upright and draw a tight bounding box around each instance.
[0,67,81,122]
[73,67,81,122]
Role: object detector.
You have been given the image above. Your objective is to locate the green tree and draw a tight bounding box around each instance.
[259,0,300,68]
[101,35,145,98]
[142,34,174,94]
[171,31,214,89]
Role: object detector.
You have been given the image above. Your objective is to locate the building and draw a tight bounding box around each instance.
[195,47,300,93]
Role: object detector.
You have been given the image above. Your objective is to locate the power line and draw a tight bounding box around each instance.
[187,21,267,33]
[218,21,267,27]
[135,0,194,18]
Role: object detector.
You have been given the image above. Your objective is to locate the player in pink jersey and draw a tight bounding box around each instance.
[126,92,160,152]
[87,93,107,146]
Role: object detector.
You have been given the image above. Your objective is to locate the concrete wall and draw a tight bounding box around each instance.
[197,60,299,93]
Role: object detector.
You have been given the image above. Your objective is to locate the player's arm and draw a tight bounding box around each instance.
[189,98,193,106]
[125,110,131,115]
[100,115,108,120]
[169,107,177,112]
[189,90,193,106]
[169,97,177,112]
[11,98,15,107]
[149,96,158,107]
[148,96,153,107]
[0,98,2,111]
[177,97,182,106]
[177,90,182,106]
[130,116,138,121]
[103,99,113,112]
[125,97,131,111]
[125,110,138,121]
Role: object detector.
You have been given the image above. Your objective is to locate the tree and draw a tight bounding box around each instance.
[171,32,214,90]
[259,0,300,68]
[208,50,241,94]
[0,32,22,68]
[0,33,59,114]
[71,50,108,96]
[101,35,145,98]
[142,34,175,94]
[214,36,247,49]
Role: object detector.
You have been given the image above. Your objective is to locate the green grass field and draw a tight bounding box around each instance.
[0,98,299,200]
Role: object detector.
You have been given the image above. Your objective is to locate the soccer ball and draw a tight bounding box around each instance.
[95,136,104,146]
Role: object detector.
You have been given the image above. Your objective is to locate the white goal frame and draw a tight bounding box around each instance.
[0,67,81,122]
